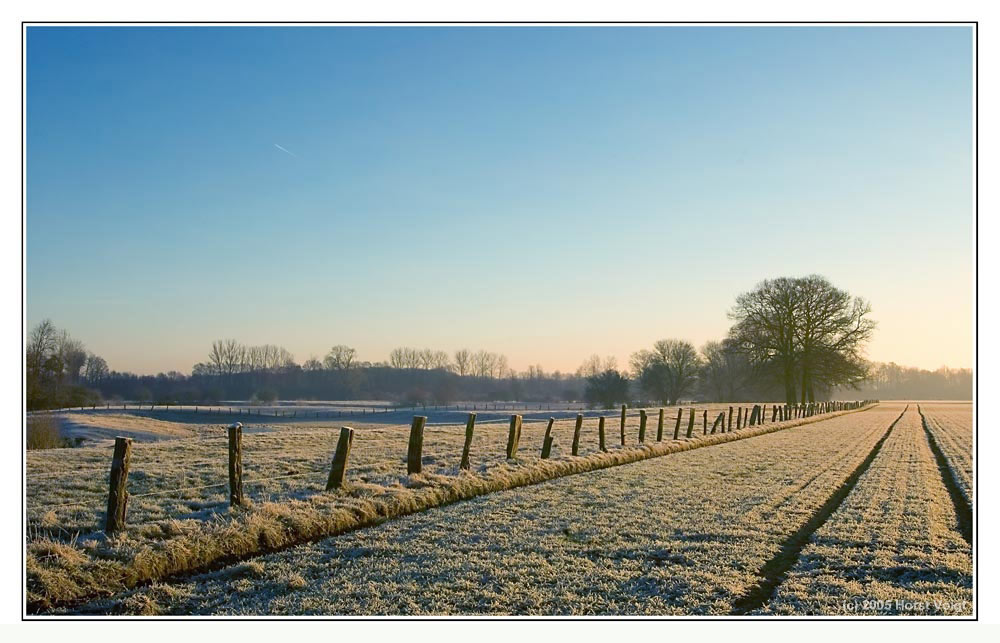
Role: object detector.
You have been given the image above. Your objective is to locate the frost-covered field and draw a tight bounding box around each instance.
[763,406,972,615]
[919,403,973,505]
[58,405,901,615]
[26,402,860,612]
[25,404,764,540]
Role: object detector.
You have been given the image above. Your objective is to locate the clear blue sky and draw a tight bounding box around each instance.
[26,26,974,374]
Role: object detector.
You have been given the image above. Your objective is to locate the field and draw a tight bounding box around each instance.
[24,400,973,616]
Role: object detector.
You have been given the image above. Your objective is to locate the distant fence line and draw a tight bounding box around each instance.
[79,399,876,534]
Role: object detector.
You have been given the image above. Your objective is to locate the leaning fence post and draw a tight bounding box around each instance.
[711,412,724,434]
[228,422,244,507]
[599,416,607,452]
[686,408,695,438]
[638,410,647,444]
[506,414,522,459]
[104,436,132,534]
[541,417,555,459]
[407,416,427,474]
[657,408,665,441]
[674,408,682,440]
[572,413,583,456]
[460,413,477,470]
[326,426,354,489]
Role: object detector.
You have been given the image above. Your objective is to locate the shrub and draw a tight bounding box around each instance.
[26,415,64,450]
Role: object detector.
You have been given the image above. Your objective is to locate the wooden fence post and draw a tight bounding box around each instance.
[228,422,244,507]
[460,413,477,470]
[326,426,354,490]
[728,406,734,432]
[407,416,427,474]
[711,412,724,434]
[620,404,627,440]
[772,405,778,422]
[572,413,583,456]
[736,407,743,430]
[104,436,132,534]
[541,417,555,459]
[506,414,522,459]
[703,410,708,434]
[657,408,664,441]
[638,410,647,444]
[674,408,683,440]
[599,416,607,452]
[686,408,695,438]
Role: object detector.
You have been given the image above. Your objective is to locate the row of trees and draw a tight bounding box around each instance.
[26,275,971,409]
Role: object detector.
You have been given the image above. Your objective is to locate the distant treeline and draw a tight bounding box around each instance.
[27,274,972,411]
[837,363,972,401]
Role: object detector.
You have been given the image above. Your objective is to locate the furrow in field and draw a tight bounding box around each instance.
[917,404,973,506]
[58,405,895,615]
[759,406,972,616]
[917,405,972,545]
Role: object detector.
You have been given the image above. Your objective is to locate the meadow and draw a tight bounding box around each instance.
[25,400,973,616]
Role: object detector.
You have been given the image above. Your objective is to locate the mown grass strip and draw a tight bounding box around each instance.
[28,404,876,614]
[730,404,907,615]
[917,405,973,546]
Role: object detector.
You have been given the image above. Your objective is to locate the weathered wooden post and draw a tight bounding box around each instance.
[674,408,683,440]
[686,408,695,438]
[407,416,427,474]
[772,405,778,422]
[460,413,477,470]
[228,422,244,507]
[711,412,724,434]
[728,406,734,432]
[598,416,607,452]
[104,436,132,534]
[736,407,742,430]
[572,413,583,456]
[657,408,665,441]
[749,406,758,426]
[506,414,523,459]
[702,409,708,434]
[620,404,627,440]
[326,426,354,490]
[541,417,555,459]
[638,410,647,444]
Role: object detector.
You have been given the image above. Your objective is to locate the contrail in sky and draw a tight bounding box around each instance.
[273,143,297,158]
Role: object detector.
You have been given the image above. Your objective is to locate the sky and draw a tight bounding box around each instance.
[26,25,975,375]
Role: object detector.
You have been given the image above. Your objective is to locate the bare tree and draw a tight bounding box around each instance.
[728,275,875,404]
[453,349,471,376]
[324,345,357,370]
[57,332,87,384]
[630,339,701,405]
[83,353,109,384]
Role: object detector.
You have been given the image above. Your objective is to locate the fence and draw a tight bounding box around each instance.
[36,400,877,534]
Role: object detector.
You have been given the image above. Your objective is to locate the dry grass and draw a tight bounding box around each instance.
[27,415,68,450]
[761,406,972,615]
[39,404,884,615]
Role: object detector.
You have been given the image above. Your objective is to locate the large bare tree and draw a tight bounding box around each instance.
[727,275,875,404]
